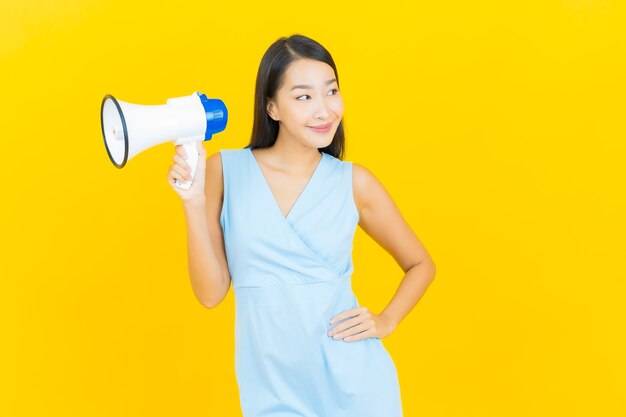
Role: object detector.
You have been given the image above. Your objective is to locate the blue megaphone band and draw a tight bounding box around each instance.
[196,92,228,141]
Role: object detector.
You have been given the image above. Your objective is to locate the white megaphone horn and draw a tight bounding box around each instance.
[100,91,228,190]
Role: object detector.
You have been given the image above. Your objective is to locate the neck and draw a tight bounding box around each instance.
[264,133,322,173]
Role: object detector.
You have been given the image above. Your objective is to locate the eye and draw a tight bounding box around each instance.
[296,89,339,101]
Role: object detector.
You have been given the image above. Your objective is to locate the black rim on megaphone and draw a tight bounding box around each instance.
[101,94,129,169]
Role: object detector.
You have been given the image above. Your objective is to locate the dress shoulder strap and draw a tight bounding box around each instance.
[218,148,250,229]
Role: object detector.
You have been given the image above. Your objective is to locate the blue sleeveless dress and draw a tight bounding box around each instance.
[219,147,403,417]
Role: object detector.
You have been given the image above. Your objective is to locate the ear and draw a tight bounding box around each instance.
[266,100,278,121]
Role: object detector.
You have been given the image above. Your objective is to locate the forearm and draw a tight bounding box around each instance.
[380,261,436,330]
[182,200,227,308]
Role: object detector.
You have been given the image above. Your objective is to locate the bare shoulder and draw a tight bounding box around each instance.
[206,150,223,177]
[205,151,224,209]
[351,162,385,215]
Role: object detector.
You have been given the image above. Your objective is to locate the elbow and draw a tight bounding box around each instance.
[428,260,436,281]
[412,258,436,282]
[423,257,436,278]
[201,295,223,309]
[407,257,436,280]
[202,300,219,309]
[194,272,230,309]
[200,284,229,309]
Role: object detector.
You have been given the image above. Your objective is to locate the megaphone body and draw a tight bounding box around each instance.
[101,92,228,190]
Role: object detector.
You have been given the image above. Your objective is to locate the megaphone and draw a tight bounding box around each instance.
[100,92,228,190]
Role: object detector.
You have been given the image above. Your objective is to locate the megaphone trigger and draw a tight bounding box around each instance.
[173,141,200,190]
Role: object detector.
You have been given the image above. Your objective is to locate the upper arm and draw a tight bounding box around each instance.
[204,151,232,287]
[352,162,435,274]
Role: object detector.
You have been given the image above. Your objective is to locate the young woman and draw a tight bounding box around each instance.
[167,34,436,417]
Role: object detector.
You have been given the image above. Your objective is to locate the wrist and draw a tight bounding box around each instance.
[182,197,207,209]
[381,312,398,332]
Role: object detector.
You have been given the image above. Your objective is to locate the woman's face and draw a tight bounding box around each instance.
[267,58,344,149]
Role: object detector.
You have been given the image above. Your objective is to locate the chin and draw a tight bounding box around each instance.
[314,136,334,149]
[302,133,334,149]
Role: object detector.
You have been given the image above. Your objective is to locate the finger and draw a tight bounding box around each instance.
[343,328,375,343]
[168,173,188,187]
[173,154,192,171]
[176,144,187,159]
[332,321,371,340]
[330,306,365,324]
[328,316,366,336]
[166,171,178,185]
[171,165,192,181]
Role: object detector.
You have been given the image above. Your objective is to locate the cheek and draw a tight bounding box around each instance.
[284,106,306,121]
[332,99,345,116]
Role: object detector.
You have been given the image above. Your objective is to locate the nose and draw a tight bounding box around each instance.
[313,96,330,120]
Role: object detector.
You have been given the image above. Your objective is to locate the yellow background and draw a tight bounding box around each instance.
[1,0,624,416]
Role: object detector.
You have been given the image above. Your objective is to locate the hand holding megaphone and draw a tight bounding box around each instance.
[168,142,207,205]
[101,91,227,193]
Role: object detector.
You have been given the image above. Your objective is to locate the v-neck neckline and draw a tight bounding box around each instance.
[247,147,326,221]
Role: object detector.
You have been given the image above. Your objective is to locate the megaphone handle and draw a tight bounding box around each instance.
[174,142,200,190]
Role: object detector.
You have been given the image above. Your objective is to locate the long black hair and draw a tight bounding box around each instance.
[246,34,346,160]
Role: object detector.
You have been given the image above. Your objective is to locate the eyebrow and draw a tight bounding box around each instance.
[290,78,337,91]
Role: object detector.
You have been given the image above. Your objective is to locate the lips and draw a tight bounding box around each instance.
[309,122,332,129]
[308,122,333,132]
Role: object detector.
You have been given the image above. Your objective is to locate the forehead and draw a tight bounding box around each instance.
[283,59,335,85]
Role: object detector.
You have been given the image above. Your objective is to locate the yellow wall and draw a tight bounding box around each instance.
[1,0,624,416]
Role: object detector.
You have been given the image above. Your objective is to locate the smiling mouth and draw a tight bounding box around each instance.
[308,122,333,129]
